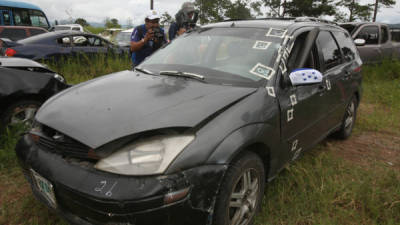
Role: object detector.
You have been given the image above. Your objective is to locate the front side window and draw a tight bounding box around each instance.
[72,36,89,47]
[356,26,379,45]
[29,10,49,28]
[88,37,104,47]
[317,31,342,70]
[332,31,357,62]
[141,27,281,86]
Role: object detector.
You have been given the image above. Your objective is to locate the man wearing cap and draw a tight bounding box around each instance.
[168,2,197,41]
[130,10,166,67]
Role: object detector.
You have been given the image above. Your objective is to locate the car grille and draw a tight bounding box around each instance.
[36,126,93,160]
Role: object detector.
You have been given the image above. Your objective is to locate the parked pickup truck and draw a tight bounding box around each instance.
[340,22,400,64]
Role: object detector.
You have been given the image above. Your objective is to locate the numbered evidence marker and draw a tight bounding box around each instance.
[292,148,302,160]
[253,41,271,50]
[291,139,298,152]
[266,28,287,38]
[290,94,297,106]
[250,63,275,80]
[326,79,331,90]
[266,87,276,97]
[287,108,294,122]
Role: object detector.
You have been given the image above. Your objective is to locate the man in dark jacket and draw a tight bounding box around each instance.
[168,2,197,41]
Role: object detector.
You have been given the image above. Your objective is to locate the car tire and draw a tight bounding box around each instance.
[213,152,265,225]
[0,100,41,131]
[335,96,358,140]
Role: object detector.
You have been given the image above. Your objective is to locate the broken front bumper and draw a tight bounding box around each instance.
[16,134,227,225]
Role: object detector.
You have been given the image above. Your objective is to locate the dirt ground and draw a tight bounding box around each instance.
[326,131,400,170]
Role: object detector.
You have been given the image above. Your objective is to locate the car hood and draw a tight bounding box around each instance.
[36,70,257,148]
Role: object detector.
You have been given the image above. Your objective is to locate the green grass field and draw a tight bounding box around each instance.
[0,58,399,225]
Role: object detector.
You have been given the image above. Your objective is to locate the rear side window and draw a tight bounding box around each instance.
[29,29,46,36]
[332,31,358,62]
[13,8,31,26]
[381,26,389,43]
[317,31,342,70]
[356,26,379,45]
[0,28,27,41]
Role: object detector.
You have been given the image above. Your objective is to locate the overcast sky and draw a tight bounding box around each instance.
[27,0,400,25]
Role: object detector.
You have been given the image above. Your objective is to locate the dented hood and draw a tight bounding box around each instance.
[36,71,256,148]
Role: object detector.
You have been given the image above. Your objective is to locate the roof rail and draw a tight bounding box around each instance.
[294,17,338,25]
[223,17,296,22]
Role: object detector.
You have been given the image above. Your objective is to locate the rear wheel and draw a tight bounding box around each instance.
[0,100,41,131]
[335,96,358,139]
[213,152,265,225]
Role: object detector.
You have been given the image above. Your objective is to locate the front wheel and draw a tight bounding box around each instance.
[335,96,358,139]
[0,100,41,131]
[213,152,265,225]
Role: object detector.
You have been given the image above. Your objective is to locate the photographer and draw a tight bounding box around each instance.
[130,10,166,67]
[168,2,198,41]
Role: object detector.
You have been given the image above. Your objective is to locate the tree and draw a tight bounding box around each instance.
[284,0,336,17]
[105,18,121,28]
[372,0,396,22]
[225,0,253,20]
[160,12,173,26]
[74,18,89,27]
[194,0,231,24]
[335,0,373,22]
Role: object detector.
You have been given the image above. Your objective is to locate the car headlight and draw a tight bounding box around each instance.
[95,135,195,175]
[53,73,65,83]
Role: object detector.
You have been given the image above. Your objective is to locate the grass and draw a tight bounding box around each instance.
[1,58,399,224]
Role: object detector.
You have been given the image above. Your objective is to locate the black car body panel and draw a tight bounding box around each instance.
[0,59,68,115]
[4,31,122,61]
[16,18,363,225]
[36,70,257,149]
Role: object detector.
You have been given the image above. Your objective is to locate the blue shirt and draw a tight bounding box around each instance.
[131,24,166,66]
[168,22,179,41]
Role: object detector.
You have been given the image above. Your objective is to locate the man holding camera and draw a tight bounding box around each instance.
[168,2,198,41]
[130,10,166,67]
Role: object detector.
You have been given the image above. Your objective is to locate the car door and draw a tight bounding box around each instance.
[278,29,331,161]
[315,30,349,132]
[380,25,393,59]
[354,25,382,63]
[49,36,73,61]
[71,35,96,58]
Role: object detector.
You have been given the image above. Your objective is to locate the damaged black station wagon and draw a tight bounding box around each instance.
[16,17,362,225]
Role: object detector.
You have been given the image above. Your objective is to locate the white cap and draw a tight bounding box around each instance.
[146,10,160,20]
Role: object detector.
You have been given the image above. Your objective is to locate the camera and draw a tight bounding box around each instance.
[175,10,199,30]
[151,27,164,40]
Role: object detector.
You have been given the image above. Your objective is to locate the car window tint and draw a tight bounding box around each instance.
[381,26,389,43]
[72,36,89,47]
[29,29,46,36]
[13,8,31,26]
[287,31,320,72]
[332,31,357,62]
[356,26,379,45]
[0,28,27,41]
[317,31,342,71]
[392,30,400,42]
[2,11,11,25]
[72,27,80,31]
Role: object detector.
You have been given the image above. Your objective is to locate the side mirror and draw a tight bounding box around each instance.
[289,68,323,86]
[354,39,366,46]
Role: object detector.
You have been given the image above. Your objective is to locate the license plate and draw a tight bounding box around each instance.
[31,169,57,208]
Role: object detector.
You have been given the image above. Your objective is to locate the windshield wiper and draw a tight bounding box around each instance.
[134,67,154,75]
[159,70,205,82]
